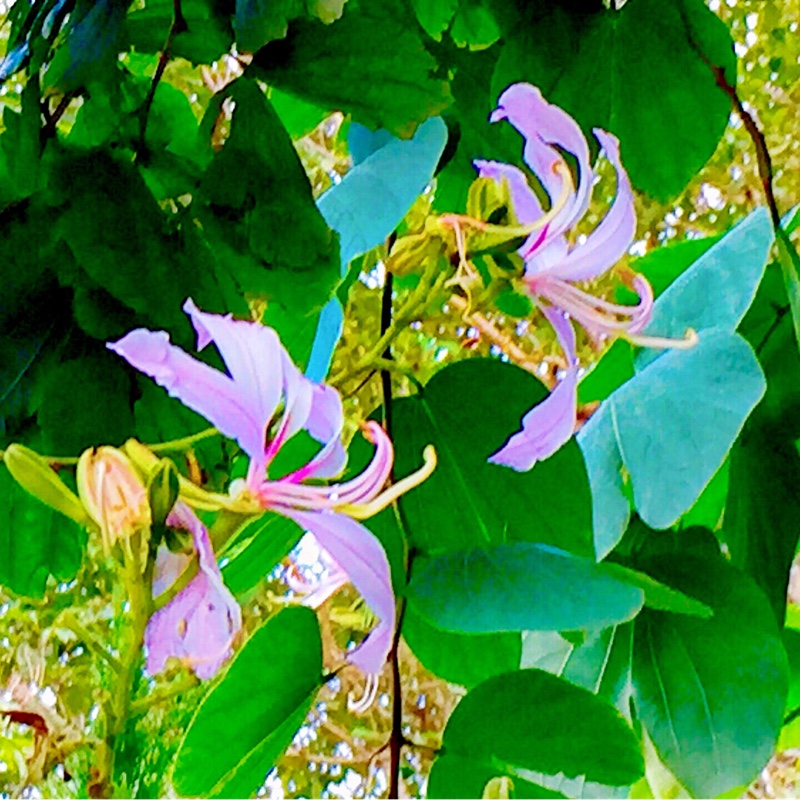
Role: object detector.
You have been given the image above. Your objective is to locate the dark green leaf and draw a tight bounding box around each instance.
[221,513,303,595]
[725,429,800,625]
[631,555,788,797]
[125,0,233,65]
[439,669,644,786]
[0,464,85,598]
[234,0,303,52]
[428,755,566,799]
[392,359,593,555]
[406,542,644,633]
[172,607,323,797]
[491,0,736,199]
[34,352,135,454]
[577,339,634,405]
[252,0,452,137]
[402,605,521,688]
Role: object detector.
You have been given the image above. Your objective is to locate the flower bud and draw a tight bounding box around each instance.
[3,444,90,527]
[76,447,151,559]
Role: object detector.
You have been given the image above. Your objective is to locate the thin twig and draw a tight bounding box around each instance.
[706,63,780,228]
[42,90,77,142]
[137,0,186,153]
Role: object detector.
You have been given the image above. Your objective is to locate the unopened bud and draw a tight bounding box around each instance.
[3,444,90,527]
[77,447,151,559]
[147,459,180,528]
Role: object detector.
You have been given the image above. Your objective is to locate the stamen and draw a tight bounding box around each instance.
[626,328,699,350]
[347,672,379,714]
[338,445,437,520]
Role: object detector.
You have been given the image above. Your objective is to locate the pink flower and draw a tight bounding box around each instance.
[109,300,434,674]
[146,502,242,680]
[479,84,654,471]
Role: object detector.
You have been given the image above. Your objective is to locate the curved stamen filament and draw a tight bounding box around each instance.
[626,329,699,349]
[258,423,395,511]
[338,445,437,520]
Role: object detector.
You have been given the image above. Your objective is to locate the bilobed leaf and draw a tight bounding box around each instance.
[724,429,800,625]
[252,0,452,137]
[172,607,323,797]
[492,0,736,199]
[392,359,593,556]
[406,542,644,634]
[0,464,85,598]
[436,669,644,788]
[636,207,773,368]
[578,209,773,555]
[631,555,788,797]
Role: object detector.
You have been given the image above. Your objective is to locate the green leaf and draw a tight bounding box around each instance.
[631,554,788,797]
[269,87,328,139]
[52,150,191,333]
[438,669,644,787]
[221,513,303,595]
[252,0,452,138]
[307,116,447,379]
[34,352,135,454]
[626,236,721,301]
[406,542,644,634]
[125,0,234,64]
[577,339,634,405]
[0,464,85,598]
[391,359,593,556]
[197,77,339,366]
[428,755,566,800]
[521,626,634,716]
[0,77,40,203]
[725,428,800,625]
[402,605,521,688]
[234,0,303,52]
[44,0,127,93]
[171,607,323,797]
[491,0,736,199]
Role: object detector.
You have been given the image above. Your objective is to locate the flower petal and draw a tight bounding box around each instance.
[183,299,284,446]
[488,308,578,471]
[492,83,592,235]
[284,509,395,675]
[145,503,242,680]
[108,328,267,463]
[554,130,636,282]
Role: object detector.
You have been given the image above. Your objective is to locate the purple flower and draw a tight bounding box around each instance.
[479,84,655,472]
[110,300,435,675]
[146,502,242,680]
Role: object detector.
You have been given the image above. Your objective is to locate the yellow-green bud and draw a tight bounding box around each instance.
[76,446,151,559]
[3,444,90,527]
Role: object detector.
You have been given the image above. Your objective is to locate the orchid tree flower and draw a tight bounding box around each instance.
[109,299,435,675]
[480,83,692,472]
[147,501,242,680]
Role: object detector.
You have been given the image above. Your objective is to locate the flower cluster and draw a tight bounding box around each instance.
[478,83,656,471]
[109,299,435,677]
